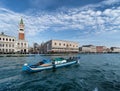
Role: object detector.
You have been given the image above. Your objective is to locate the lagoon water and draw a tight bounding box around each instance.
[0,54,120,91]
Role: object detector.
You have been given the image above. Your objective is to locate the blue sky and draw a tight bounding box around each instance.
[0,0,120,47]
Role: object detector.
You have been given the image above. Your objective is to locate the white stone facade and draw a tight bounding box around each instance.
[15,40,28,53]
[111,47,120,52]
[0,33,16,53]
[0,33,28,53]
[81,45,96,53]
[44,40,79,53]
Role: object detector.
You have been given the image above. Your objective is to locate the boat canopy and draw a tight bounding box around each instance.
[54,58,65,61]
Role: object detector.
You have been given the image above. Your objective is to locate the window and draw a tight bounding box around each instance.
[54,43,57,45]
[6,49,8,52]
[12,44,14,47]
[70,44,71,46]
[12,49,14,52]
[12,39,14,41]
[67,44,69,47]
[9,39,11,41]
[9,44,11,47]
[18,43,19,45]
[3,38,4,41]
[6,44,8,47]
[21,43,23,47]
[73,45,75,47]
[6,38,8,41]
[24,43,26,47]
[0,38,1,40]
[63,44,65,46]
[59,43,61,46]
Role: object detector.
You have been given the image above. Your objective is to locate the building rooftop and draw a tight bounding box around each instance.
[50,39,79,44]
[0,32,15,38]
[82,45,95,47]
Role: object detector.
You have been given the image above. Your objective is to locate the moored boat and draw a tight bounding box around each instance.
[22,57,80,72]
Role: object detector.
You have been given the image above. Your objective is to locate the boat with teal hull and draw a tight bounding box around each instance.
[22,57,80,72]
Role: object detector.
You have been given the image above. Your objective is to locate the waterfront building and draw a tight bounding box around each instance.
[33,43,40,54]
[96,46,107,53]
[0,32,16,53]
[111,47,120,53]
[41,40,79,53]
[0,19,28,54]
[80,45,96,53]
[39,42,45,54]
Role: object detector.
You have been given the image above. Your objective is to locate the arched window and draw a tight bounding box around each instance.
[21,43,23,47]
[9,44,11,47]
[54,43,57,45]
[67,44,69,47]
[6,49,8,52]
[59,43,61,46]
[9,39,11,41]
[12,49,14,52]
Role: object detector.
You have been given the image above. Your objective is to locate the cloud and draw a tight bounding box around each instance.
[101,0,120,5]
[0,0,120,46]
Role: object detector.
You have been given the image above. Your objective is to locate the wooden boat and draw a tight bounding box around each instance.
[22,57,80,72]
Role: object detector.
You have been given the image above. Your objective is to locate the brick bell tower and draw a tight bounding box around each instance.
[19,18,25,40]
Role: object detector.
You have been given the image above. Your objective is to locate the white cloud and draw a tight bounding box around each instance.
[0,0,120,42]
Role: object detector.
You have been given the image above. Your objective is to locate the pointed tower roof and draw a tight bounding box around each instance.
[20,18,24,24]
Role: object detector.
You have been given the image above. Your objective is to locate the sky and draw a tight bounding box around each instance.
[0,0,120,47]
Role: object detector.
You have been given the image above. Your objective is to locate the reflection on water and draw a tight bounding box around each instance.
[0,54,120,91]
